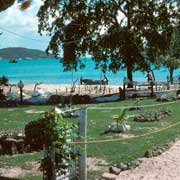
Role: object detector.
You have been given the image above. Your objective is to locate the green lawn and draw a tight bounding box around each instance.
[0,105,55,131]
[87,99,180,179]
[0,105,54,179]
[0,99,180,179]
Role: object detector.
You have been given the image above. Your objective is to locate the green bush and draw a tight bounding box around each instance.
[0,76,9,86]
[24,117,48,151]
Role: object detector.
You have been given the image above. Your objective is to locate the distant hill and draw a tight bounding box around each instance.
[0,47,55,59]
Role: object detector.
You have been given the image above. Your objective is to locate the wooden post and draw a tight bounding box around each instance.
[78,108,87,180]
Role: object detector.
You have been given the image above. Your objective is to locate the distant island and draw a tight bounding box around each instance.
[0,47,55,59]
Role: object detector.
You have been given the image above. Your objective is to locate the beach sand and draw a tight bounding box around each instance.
[1,83,121,98]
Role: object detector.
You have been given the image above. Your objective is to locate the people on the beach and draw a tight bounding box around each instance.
[146,71,152,82]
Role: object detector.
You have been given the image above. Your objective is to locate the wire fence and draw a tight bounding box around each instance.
[48,98,180,180]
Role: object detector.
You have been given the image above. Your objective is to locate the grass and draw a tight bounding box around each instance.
[87,100,180,162]
[0,152,43,167]
[0,105,54,131]
[0,98,179,179]
[86,98,180,179]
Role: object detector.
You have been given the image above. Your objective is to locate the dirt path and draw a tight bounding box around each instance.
[117,140,180,180]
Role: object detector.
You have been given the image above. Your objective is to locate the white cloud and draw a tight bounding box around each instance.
[0,0,43,32]
[0,0,50,50]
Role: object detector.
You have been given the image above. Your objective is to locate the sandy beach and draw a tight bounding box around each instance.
[2,83,121,98]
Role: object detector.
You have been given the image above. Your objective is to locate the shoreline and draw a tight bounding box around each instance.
[1,84,122,98]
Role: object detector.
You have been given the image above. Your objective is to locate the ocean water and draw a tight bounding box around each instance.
[0,58,179,85]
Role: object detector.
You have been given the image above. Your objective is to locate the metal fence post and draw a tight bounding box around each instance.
[78,108,87,180]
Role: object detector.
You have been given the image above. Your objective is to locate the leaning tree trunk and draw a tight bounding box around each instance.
[169,69,174,84]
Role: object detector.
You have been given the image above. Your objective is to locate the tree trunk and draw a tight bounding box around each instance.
[127,63,133,88]
[169,69,174,84]
[126,2,133,88]
[150,69,156,81]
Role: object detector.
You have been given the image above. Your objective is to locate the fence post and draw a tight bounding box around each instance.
[78,108,87,180]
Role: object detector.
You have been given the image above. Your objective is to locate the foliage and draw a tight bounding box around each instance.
[134,108,172,122]
[25,109,79,179]
[37,0,180,83]
[0,0,15,12]
[158,28,180,83]
[115,109,126,126]
[39,110,79,180]
[25,117,48,151]
[0,75,9,86]
[135,98,141,107]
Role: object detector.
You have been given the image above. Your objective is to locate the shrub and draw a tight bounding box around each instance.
[47,95,61,104]
[24,117,48,151]
[0,76,9,86]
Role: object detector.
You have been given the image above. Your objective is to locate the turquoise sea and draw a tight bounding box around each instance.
[0,58,179,85]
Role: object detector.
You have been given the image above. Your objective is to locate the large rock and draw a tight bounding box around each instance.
[102,172,117,180]
[117,163,128,171]
[109,166,121,175]
[104,123,131,134]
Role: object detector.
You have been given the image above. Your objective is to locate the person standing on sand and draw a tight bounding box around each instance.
[146,71,153,82]
[146,71,154,96]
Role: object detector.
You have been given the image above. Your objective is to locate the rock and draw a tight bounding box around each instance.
[129,160,140,168]
[144,150,153,158]
[137,158,145,163]
[104,123,130,134]
[5,138,17,143]
[11,142,18,154]
[109,166,121,175]
[16,139,24,153]
[117,163,128,171]
[157,149,163,155]
[119,124,131,133]
[102,173,117,180]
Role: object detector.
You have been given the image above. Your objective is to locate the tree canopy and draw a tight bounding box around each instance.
[38,1,180,82]
[159,27,180,83]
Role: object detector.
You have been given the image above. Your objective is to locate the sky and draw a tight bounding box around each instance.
[0,1,125,52]
[0,0,50,51]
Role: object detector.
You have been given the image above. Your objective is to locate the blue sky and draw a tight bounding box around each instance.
[0,0,50,51]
